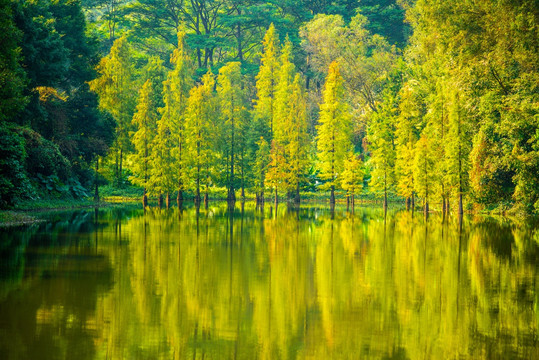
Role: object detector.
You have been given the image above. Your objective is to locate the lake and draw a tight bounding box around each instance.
[0,203,537,359]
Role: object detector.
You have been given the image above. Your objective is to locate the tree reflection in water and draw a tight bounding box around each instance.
[0,204,537,359]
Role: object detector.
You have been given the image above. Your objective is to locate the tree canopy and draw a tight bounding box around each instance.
[1,0,538,215]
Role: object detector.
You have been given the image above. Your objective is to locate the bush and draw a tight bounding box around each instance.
[0,124,33,207]
[19,127,71,181]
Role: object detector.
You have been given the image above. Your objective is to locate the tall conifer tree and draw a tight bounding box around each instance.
[130,80,158,207]
[316,61,352,205]
[168,31,193,203]
[367,93,396,209]
[89,36,135,185]
[218,62,247,203]
[185,71,217,206]
[395,83,421,209]
[254,23,280,140]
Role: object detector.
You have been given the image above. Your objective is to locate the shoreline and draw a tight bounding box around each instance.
[0,196,534,227]
[0,200,113,228]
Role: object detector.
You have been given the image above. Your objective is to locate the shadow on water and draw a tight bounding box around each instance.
[0,202,538,359]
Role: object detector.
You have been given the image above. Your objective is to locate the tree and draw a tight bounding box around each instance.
[218,61,248,203]
[138,57,169,205]
[367,91,396,209]
[0,0,27,122]
[285,74,309,203]
[265,140,287,206]
[358,0,409,47]
[253,23,280,140]
[167,31,194,203]
[185,70,217,206]
[268,36,309,204]
[267,35,296,204]
[151,80,176,208]
[413,134,434,214]
[394,82,421,209]
[300,13,396,113]
[446,89,471,215]
[130,79,159,207]
[253,136,270,204]
[89,35,136,186]
[316,61,352,205]
[427,77,451,213]
[341,152,363,209]
[82,0,127,47]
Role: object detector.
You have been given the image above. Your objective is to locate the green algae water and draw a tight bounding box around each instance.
[1,203,538,359]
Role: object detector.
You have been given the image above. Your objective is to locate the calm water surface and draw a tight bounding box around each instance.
[1,203,538,359]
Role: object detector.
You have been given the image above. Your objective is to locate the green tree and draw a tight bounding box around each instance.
[268,35,296,204]
[253,136,270,204]
[218,61,248,203]
[413,134,434,213]
[0,0,27,122]
[89,35,136,186]
[446,89,471,215]
[341,152,364,209]
[185,70,217,206]
[138,57,168,205]
[427,77,451,213]
[395,82,421,208]
[316,61,352,205]
[285,74,309,203]
[300,13,396,113]
[167,31,194,203]
[265,140,287,206]
[254,23,280,139]
[367,92,396,209]
[151,80,176,207]
[130,79,159,207]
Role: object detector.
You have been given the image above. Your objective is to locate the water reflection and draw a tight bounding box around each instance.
[0,204,537,359]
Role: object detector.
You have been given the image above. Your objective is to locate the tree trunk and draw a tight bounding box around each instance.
[94,157,99,202]
[351,194,355,211]
[241,150,245,200]
[424,200,429,214]
[405,197,410,210]
[330,185,335,205]
[143,188,148,208]
[177,189,183,204]
[383,187,388,210]
[228,116,236,203]
[158,194,163,208]
[195,140,201,205]
[295,182,300,205]
[195,179,201,206]
[119,148,123,186]
[274,187,278,208]
[458,193,463,215]
[114,151,119,185]
[166,193,171,209]
[442,197,447,214]
[346,195,350,211]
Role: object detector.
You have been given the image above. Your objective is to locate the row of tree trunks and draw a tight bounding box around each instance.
[135,192,464,214]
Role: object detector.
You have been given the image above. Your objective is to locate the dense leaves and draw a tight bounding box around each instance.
[2,0,538,214]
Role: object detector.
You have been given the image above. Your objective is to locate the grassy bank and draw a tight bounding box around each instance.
[0,198,111,227]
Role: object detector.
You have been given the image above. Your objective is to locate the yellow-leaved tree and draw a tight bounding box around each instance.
[185,70,217,206]
[316,61,353,205]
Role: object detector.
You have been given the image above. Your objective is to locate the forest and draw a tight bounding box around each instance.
[1,0,538,214]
